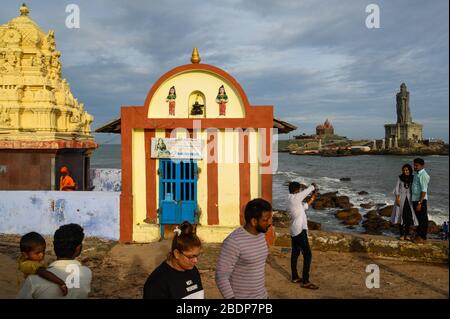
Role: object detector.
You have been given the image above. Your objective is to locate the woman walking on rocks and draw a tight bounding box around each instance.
[391,164,418,240]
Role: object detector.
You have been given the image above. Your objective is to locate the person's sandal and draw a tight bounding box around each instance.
[301,282,319,290]
[291,278,302,283]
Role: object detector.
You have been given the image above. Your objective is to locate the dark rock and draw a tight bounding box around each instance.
[346,225,356,230]
[379,205,393,217]
[362,207,392,235]
[428,221,440,234]
[335,208,361,221]
[312,194,336,210]
[343,218,361,226]
[360,203,374,209]
[336,196,352,209]
[272,210,290,228]
[338,202,353,209]
[358,191,369,195]
[340,177,351,182]
[308,220,322,230]
[321,191,339,197]
[312,192,356,210]
[364,210,378,218]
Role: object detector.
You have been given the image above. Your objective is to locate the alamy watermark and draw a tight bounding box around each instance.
[65,264,80,288]
[366,4,380,29]
[365,264,380,288]
[66,4,80,29]
[163,121,278,174]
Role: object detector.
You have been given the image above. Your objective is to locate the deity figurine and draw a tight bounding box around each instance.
[189,94,203,116]
[166,86,176,116]
[216,85,228,116]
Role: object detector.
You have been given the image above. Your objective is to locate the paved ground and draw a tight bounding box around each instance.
[1,234,448,299]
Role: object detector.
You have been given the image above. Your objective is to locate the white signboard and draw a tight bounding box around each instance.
[151,138,203,159]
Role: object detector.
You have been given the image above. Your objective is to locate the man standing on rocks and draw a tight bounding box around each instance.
[286,182,319,289]
[412,158,431,243]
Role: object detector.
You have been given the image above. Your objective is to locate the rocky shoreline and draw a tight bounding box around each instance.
[274,230,449,264]
[288,148,449,157]
[282,141,449,157]
[273,189,442,237]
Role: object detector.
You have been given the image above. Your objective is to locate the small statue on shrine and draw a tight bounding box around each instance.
[166,86,176,116]
[216,85,228,116]
[190,94,204,115]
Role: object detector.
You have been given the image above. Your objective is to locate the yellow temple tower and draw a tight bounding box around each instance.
[0,4,97,190]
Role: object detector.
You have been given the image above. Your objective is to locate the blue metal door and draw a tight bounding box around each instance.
[159,159,198,225]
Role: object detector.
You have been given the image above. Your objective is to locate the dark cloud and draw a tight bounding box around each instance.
[1,0,448,142]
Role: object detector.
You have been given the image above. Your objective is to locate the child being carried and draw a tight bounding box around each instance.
[18,232,68,296]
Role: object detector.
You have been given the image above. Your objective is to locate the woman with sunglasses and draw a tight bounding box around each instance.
[143,221,204,299]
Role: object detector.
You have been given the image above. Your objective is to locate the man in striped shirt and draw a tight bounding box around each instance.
[215,198,272,299]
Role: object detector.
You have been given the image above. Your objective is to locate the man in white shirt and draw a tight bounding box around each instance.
[17,224,92,299]
[286,182,319,289]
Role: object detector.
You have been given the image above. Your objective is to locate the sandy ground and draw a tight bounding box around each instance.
[0,234,448,299]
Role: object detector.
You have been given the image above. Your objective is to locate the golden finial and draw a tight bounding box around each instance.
[191,48,201,64]
[20,3,29,16]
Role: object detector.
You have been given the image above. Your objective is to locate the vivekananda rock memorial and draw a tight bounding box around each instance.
[0,4,96,190]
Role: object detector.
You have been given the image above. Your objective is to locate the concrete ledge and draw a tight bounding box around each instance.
[196,225,238,243]
[133,224,160,242]
[275,230,449,263]
[131,224,239,243]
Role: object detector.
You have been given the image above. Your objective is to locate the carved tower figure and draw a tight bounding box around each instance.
[396,83,412,124]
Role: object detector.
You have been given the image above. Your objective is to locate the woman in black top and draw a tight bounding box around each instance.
[143,221,204,299]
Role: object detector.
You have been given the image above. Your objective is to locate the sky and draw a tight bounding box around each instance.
[1,0,449,143]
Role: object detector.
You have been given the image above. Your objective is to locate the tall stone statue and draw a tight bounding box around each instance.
[396,83,412,124]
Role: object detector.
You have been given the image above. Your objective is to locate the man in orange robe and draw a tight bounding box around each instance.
[59,166,76,191]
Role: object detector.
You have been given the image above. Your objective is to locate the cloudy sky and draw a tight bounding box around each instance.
[2,0,448,143]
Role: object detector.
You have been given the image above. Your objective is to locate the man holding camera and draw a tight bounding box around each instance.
[286,181,319,290]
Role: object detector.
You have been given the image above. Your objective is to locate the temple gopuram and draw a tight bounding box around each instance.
[0,4,96,190]
[316,119,334,137]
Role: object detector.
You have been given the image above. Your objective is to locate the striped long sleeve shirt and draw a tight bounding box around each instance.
[215,227,269,299]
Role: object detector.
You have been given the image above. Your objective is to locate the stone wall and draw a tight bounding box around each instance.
[89,168,121,191]
[0,150,55,190]
[0,191,120,239]
[0,148,92,190]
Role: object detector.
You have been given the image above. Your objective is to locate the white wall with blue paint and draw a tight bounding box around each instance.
[89,169,121,192]
[0,191,120,240]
